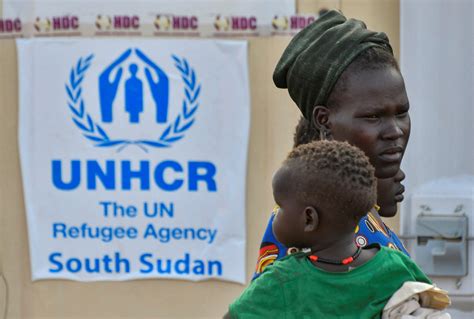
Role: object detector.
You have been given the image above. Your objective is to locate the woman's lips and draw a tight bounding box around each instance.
[379,146,404,162]
[394,185,405,202]
[379,152,402,162]
[394,193,404,202]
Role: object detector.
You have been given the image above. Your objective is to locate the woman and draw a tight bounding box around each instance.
[254,10,410,279]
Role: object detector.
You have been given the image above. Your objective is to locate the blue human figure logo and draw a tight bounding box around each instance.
[98,48,169,124]
[125,63,143,123]
[135,49,169,123]
[98,49,131,123]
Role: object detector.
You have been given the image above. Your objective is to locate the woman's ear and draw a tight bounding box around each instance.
[303,206,319,232]
[312,105,331,134]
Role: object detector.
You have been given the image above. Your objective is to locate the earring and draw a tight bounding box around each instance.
[319,129,327,140]
[320,129,333,141]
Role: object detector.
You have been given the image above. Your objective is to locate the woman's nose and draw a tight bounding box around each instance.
[382,118,404,140]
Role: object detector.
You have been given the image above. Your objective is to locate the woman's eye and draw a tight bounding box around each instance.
[397,111,408,118]
[363,115,379,120]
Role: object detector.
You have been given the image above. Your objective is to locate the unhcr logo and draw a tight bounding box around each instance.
[65,48,201,151]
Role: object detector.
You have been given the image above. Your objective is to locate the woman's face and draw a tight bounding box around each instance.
[325,66,410,179]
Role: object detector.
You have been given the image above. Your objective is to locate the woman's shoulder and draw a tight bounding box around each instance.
[356,211,410,256]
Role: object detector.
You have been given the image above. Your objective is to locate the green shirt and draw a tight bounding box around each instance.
[230,246,431,319]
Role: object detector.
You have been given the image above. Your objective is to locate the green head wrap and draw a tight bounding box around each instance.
[273,10,393,120]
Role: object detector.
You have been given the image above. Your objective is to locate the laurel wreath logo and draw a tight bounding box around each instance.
[65,52,200,152]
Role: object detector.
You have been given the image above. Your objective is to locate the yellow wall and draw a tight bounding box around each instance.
[0,1,400,318]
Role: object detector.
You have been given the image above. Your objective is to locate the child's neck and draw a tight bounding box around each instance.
[309,232,357,261]
[308,233,379,272]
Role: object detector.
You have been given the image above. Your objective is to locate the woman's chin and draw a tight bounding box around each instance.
[374,164,401,179]
[378,206,398,218]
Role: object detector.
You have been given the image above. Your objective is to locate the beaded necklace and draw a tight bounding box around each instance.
[308,246,362,265]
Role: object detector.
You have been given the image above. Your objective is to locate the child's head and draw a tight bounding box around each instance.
[272,140,376,249]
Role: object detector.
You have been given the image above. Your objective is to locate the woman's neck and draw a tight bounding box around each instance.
[368,206,389,235]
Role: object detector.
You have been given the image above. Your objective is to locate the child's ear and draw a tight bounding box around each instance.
[303,206,319,232]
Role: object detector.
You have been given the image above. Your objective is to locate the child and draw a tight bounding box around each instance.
[254,118,410,280]
[228,140,431,318]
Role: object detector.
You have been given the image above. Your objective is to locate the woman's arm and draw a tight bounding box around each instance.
[252,210,288,280]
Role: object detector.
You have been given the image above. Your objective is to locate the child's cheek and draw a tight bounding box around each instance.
[272,217,282,242]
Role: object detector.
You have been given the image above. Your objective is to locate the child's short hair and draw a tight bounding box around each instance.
[284,140,376,222]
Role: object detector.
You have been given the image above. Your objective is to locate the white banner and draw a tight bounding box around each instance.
[17,38,250,283]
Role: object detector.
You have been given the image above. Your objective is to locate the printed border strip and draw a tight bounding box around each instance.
[0,12,328,38]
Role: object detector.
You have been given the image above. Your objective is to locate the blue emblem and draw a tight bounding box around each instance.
[65,48,200,151]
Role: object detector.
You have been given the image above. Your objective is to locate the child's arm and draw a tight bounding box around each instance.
[400,253,432,284]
